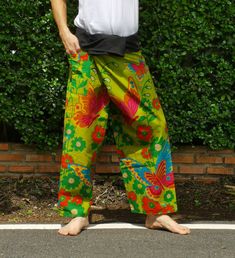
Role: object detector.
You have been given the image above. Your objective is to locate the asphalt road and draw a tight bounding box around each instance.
[0,228,234,258]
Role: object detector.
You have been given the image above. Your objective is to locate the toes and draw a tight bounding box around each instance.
[58,229,69,236]
[146,215,191,235]
[145,220,165,230]
[146,224,162,230]
[179,227,190,235]
[174,226,190,235]
[69,230,81,236]
[151,221,164,229]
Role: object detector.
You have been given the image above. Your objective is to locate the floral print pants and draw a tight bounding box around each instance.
[57,49,178,218]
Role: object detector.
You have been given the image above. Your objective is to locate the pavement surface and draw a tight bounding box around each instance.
[0,222,234,258]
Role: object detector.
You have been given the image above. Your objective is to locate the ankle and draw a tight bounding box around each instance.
[146,214,160,220]
[73,216,89,221]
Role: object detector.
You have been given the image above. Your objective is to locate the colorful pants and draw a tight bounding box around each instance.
[56,49,178,217]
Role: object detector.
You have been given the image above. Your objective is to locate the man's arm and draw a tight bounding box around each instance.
[50,0,80,54]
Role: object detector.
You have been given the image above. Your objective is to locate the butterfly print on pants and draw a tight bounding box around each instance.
[121,156,175,201]
[73,86,110,128]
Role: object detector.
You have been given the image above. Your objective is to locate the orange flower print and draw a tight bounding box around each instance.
[161,204,175,213]
[141,147,152,159]
[61,154,74,169]
[71,53,78,58]
[137,125,153,142]
[92,125,106,144]
[71,195,83,205]
[58,188,71,207]
[142,196,162,215]
[80,53,89,61]
[152,97,161,110]
[128,191,137,201]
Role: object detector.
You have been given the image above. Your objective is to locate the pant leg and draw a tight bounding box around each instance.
[57,50,110,217]
[93,50,178,216]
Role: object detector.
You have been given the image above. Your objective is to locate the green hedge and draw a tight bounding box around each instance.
[0,0,234,152]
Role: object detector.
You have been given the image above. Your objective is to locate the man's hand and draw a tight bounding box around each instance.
[50,0,81,54]
[60,28,81,55]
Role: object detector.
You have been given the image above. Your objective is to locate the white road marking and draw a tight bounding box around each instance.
[0,223,235,230]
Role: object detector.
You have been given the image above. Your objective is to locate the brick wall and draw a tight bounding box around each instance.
[0,143,234,183]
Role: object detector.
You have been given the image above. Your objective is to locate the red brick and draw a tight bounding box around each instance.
[179,165,205,174]
[26,154,52,162]
[1,143,234,178]
[207,167,234,175]
[10,143,35,151]
[175,176,193,182]
[175,178,189,183]
[9,166,34,173]
[111,155,119,163]
[173,165,179,173]
[0,143,9,151]
[173,145,208,153]
[0,154,25,161]
[0,165,7,172]
[96,155,111,163]
[172,154,194,163]
[55,154,61,162]
[95,164,120,174]
[36,165,60,173]
[224,157,235,164]
[195,155,223,164]
[207,149,234,154]
[192,176,219,184]
[100,145,117,152]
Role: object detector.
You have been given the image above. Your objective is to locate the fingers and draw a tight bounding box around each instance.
[66,40,81,55]
[61,31,81,55]
[75,46,81,54]
[74,39,81,53]
[66,44,81,55]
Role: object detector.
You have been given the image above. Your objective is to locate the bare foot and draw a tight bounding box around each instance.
[58,216,89,236]
[145,214,190,235]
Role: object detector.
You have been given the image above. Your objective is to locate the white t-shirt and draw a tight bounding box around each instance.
[74,0,139,37]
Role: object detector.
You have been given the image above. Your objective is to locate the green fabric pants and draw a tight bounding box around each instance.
[56,49,178,217]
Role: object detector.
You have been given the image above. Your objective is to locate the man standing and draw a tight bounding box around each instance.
[50,0,190,236]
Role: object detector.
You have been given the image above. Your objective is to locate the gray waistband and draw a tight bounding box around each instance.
[75,26,141,56]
